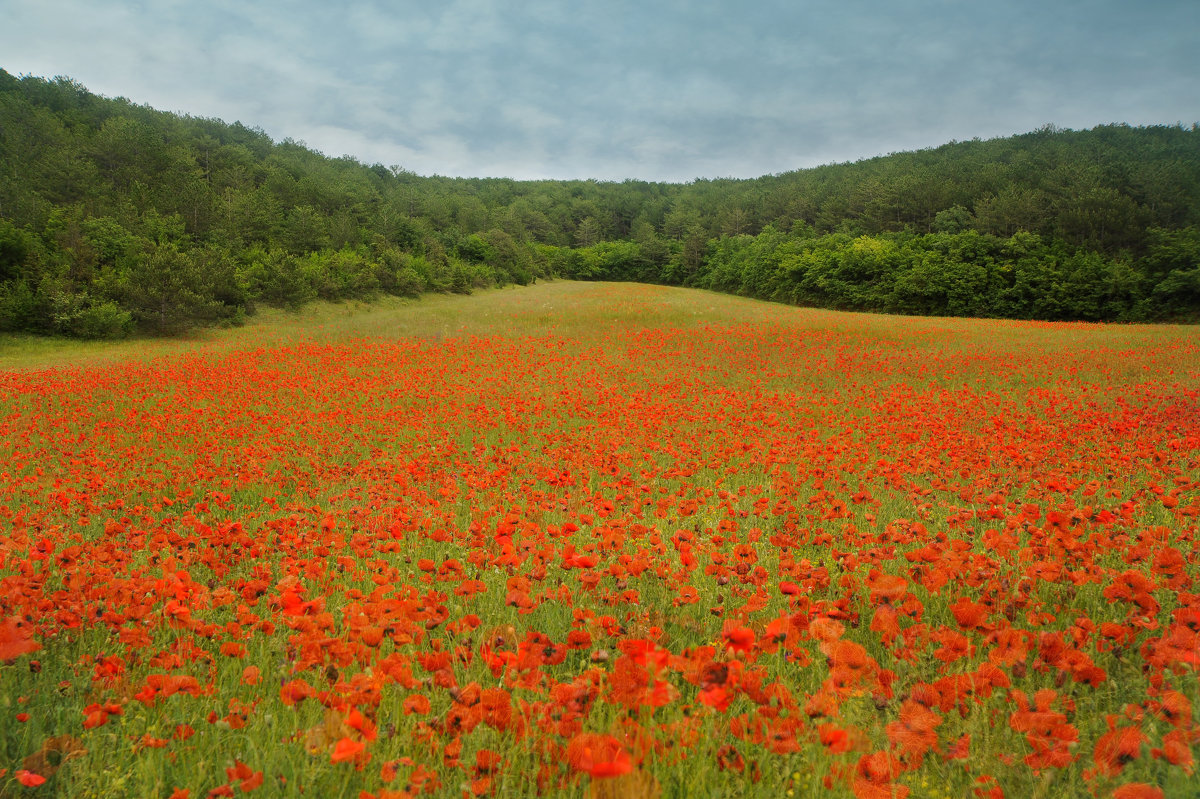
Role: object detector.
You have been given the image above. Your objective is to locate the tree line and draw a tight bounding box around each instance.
[1,70,1197,337]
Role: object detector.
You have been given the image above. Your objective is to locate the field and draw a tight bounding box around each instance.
[1,281,1197,799]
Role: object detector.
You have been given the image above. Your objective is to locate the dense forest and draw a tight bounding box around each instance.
[1,70,1198,337]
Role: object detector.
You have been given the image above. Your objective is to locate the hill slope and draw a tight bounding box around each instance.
[1,70,1197,336]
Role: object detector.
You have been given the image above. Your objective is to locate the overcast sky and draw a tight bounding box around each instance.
[2,0,1197,182]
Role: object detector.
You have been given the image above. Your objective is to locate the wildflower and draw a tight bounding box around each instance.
[566,733,633,779]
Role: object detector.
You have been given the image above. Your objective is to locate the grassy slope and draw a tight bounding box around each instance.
[2,281,1194,372]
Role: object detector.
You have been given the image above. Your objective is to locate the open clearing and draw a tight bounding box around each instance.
[1,282,1197,798]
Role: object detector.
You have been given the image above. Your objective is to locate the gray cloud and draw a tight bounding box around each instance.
[2,0,1197,181]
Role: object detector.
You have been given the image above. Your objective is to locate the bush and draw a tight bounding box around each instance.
[238,248,317,307]
[0,279,44,332]
[70,301,134,339]
[392,267,425,298]
[49,293,134,339]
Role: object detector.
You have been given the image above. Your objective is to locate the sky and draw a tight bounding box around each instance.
[2,0,1197,182]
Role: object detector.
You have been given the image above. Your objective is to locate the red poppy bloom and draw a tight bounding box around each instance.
[565,733,632,778]
[331,738,366,763]
[853,751,908,799]
[16,770,46,787]
[0,617,40,662]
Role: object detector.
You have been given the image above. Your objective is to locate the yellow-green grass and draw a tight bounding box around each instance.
[3,280,1194,374]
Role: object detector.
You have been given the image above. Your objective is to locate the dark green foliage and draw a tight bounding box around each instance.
[1,69,1197,337]
[0,219,33,282]
[547,227,1191,322]
[112,241,231,334]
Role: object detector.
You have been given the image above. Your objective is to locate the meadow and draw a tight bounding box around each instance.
[0,282,1197,798]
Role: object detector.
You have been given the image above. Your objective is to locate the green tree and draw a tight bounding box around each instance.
[574,217,602,248]
[114,241,228,334]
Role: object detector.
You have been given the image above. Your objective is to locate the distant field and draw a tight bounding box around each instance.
[1,282,1197,798]
[4,281,1192,369]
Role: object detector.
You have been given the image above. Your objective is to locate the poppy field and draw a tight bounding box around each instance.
[1,282,1198,799]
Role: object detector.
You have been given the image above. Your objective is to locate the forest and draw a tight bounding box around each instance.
[1,69,1198,337]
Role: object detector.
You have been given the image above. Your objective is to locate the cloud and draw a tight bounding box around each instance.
[2,0,1197,181]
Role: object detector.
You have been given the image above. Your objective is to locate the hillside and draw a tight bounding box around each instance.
[1,70,1198,336]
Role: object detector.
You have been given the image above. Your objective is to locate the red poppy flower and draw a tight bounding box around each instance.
[331,738,366,763]
[853,751,908,799]
[723,624,756,654]
[565,733,632,778]
[16,770,46,787]
[0,617,40,662]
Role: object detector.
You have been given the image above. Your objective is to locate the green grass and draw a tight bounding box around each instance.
[4,281,1193,372]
